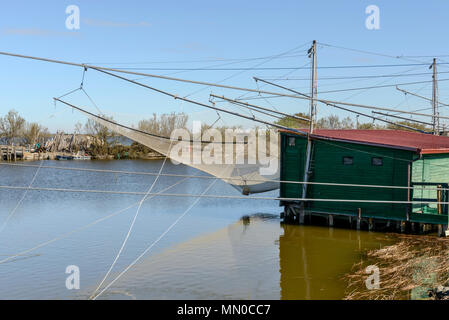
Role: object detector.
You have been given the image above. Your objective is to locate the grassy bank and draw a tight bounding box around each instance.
[344,234,449,300]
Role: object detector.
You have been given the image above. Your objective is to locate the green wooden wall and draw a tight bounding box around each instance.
[280,134,308,199]
[411,154,449,224]
[280,132,414,221]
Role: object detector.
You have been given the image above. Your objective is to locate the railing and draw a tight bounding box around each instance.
[411,182,449,215]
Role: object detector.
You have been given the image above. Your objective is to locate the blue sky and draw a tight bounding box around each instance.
[2,0,449,132]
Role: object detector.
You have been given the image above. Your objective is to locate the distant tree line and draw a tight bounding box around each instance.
[274,112,429,132]
[0,109,191,157]
[1,107,431,157]
[0,109,50,145]
[74,112,190,157]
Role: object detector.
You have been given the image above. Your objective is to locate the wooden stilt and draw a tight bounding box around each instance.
[299,207,305,224]
[357,208,362,230]
[368,218,374,231]
[400,221,406,233]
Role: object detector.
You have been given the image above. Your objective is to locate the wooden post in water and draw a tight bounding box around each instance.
[328,214,334,227]
[368,218,374,231]
[357,208,362,230]
[400,221,406,233]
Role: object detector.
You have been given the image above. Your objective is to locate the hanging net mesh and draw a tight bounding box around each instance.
[70,105,280,194]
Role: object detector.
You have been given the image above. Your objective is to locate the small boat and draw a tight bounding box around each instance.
[73,154,91,160]
[56,155,74,160]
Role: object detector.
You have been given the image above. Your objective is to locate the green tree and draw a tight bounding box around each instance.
[274,112,310,128]
[23,122,49,145]
[316,115,354,129]
[138,112,188,137]
[0,109,25,144]
[84,117,117,155]
[386,121,429,132]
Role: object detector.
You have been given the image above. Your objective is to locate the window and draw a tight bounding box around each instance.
[343,156,353,165]
[372,157,383,166]
[288,137,296,146]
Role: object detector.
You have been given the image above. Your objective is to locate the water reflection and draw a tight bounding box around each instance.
[0,160,399,299]
[88,214,398,300]
[279,223,397,299]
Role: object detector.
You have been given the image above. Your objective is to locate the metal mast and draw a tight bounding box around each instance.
[431,58,440,134]
[299,40,317,223]
[308,40,317,133]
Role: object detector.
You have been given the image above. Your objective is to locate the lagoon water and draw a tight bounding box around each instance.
[0,160,398,299]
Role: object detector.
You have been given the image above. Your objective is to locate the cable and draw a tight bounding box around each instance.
[93,63,449,70]
[0,161,43,234]
[91,178,218,300]
[315,79,449,94]
[252,78,449,121]
[85,52,307,65]
[90,143,173,299]
[210,94,310,122]
[257,71,444,81]
[0,177,189,265]
[0,184,446,205]
[53,98,246,144]
[3,50,447,99]
[317,42,432,65]
[182,41,311,99]
[3,161,449,190]
[54,76,311,136]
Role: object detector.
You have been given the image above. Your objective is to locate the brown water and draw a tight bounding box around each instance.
[0,160,400,299]
[88,215,399,300]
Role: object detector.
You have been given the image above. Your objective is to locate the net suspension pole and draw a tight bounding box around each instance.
[300,40,317,222]
[432,58,440,135]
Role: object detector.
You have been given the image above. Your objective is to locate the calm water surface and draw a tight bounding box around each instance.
[0,160,399,299]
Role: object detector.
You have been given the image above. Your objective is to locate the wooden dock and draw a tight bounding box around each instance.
[0,145,47,161]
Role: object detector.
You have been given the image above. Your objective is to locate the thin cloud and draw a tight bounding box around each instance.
[2,28,80,37]
[83,18,151,28]
[161,42,206,54]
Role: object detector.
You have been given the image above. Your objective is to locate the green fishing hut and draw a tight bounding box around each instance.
[279,129,449,230]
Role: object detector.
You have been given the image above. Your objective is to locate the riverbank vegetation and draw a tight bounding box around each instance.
[344,235,449,300]
[0,109,188,159]
[1,108,431,160]
[0,109,50,145]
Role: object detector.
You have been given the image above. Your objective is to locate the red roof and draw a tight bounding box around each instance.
[281,129,449,154]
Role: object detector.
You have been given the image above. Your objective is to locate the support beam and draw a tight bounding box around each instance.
[396,86,449,108]
[254,78,431,133]
[372,111,433,126]
[210,94,310,122]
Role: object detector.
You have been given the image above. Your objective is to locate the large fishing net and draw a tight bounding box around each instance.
[70,105,280,194]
